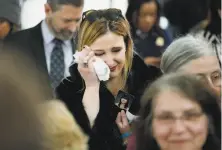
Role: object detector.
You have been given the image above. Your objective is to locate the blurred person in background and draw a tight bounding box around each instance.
[41,100,88,150]
[56,8,161,150]
[0,0,21,47]
[4,0,84,93]
[135,73,221,150]
[0,50,48,150]
[160,35,221,104]
[163,0,221,65]
[163,0,211,37]
[126,0,171,68]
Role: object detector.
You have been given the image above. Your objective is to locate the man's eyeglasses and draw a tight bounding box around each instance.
[80,8,125,26]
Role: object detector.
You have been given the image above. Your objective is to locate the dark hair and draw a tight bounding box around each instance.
[163,0,210,34]
[135,73,221,150]
[205,0,221,35]
[47,0,84,11]
[126,0,162,37]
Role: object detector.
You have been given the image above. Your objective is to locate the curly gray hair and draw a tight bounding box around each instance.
[160,34,216,73]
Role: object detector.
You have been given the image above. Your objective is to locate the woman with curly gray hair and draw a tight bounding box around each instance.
[160,34,221,100]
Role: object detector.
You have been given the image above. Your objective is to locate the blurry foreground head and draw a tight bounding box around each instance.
[0,51,49,150]
[136,73,221,150]
[41,100,88,150]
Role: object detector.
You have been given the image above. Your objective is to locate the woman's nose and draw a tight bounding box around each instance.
[172,119,187,134]
[104,57,115,67]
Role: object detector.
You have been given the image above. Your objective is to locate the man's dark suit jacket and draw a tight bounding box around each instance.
[3,22,76,99]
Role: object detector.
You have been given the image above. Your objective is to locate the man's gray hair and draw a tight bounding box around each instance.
[47,0,84,11]
[160,34,216,73]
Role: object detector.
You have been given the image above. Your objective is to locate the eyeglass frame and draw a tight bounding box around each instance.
[195,71,221,87]
[152,111,205,126]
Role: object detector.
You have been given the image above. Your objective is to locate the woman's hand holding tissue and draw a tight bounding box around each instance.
[74,46,111,87]
[75,46,100,87]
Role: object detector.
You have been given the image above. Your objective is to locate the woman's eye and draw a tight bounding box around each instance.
[184,112,203,121]
[95,53,104,56]
[212,72,221,79]
[156,114,174,120]
[113,49,121,53]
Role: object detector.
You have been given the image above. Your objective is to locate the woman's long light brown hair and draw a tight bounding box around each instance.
[77,9,134,90]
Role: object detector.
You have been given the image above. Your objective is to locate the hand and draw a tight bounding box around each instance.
[77,46,100,87]
[144,57,160,68]
[116,110,131,134]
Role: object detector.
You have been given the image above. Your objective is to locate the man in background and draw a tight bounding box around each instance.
[4,0,84,97]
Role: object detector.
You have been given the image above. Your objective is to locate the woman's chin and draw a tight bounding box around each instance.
[109,71,121,79]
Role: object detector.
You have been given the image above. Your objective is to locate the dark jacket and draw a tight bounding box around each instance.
[3,22,76,99]
[56,54,161,150]
[134,29,171,59]
[3,23,54,98]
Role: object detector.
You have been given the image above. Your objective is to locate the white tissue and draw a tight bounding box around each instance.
[73,52,81,63]
[92,58,110,81]
[73,52,110,81]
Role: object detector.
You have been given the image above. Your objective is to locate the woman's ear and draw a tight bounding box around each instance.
[44,3,53,17]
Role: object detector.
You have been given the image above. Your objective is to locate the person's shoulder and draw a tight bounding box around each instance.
[5,23,41,42]
[3,29,30,52]
[132,53,160,71]
[57,76,76,88]
[4,30,30,49]
[55,76,83,100]
[131,53,162,80]
[56,63,84,97]
[132,53,144,66]
[3,24,42,52]
[6,28,32,40]
[56,75,83,93]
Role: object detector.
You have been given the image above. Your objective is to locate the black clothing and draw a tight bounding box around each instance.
[3,22,75,98]
[56,54,161,150]
[134,29,170,59]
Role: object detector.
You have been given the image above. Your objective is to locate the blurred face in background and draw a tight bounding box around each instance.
[0,19,11,40]
[180,56,221,101]
[152,90,208,150]
[45,4,82,40]
[138,1,157,32]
